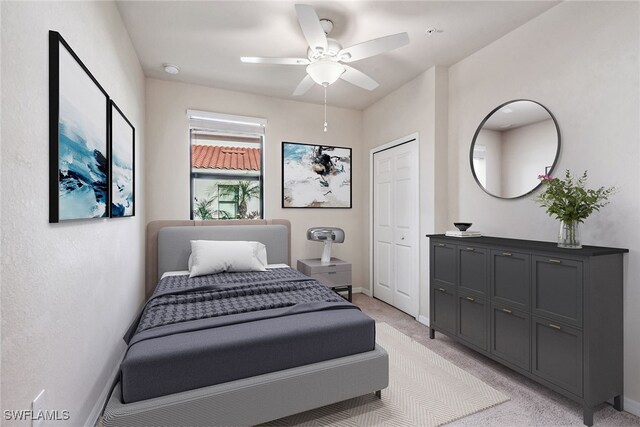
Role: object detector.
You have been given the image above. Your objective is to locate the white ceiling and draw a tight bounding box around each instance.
[116,1,559,110]
[483,100,554,131]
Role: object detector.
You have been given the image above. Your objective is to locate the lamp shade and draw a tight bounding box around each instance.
[306,60,345,86]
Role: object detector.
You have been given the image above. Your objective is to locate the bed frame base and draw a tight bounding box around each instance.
[102,345,388,427]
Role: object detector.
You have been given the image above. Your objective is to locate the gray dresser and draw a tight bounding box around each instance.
[427,234,628,426]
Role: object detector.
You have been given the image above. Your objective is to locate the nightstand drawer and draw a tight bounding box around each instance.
[297,258,351,275]
[310,270,351,287]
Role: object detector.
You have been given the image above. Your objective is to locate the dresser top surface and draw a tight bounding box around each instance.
[427,234,628,256]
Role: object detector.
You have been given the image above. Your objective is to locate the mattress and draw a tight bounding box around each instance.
[120,268,375,403]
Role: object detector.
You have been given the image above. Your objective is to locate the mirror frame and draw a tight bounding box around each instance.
[469,99,561,200]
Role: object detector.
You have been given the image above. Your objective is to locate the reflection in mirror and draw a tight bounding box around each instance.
[470,100,560,199]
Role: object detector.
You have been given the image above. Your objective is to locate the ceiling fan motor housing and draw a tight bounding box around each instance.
[308,38,343,60]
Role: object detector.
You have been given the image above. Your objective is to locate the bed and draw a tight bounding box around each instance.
[102,219,389,427]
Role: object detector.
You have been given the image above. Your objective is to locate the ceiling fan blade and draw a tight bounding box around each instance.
[295,4,328,53]
[241,57,310,65]
[293,74,315,96]
[340,65,379,91]
[339,32,409,63]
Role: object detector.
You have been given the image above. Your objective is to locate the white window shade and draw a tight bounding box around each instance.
[187,109,267,136]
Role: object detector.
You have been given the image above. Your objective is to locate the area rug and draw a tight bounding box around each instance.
[263,322,509,426]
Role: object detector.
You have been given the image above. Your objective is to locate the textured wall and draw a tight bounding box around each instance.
[1,2,145,424]
[448,1,640,408]
[144,78,366,289]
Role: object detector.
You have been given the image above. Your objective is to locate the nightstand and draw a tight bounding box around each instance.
[297,257,352,302]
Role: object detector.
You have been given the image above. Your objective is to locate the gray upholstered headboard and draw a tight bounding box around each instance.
[146,219,291,297]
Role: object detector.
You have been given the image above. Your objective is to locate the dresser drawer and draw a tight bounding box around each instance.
[432,241,457,288]
[431,284,457,335]
[309,270,351,287]
[491,250,530,311]
[458,293,488,351]
[458,245,488,297]
[490,303,530,371]
[532,256,583,327]
[532,316,583,397]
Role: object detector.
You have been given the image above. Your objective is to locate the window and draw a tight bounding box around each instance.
[188,110,266,220]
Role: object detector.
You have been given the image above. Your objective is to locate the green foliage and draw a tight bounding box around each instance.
[218,180,261,219]
[194,197,215,220]
[535,170,616,224]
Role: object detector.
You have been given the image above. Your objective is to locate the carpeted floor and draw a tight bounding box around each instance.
[264,323,508,426]
[354,294,640,427]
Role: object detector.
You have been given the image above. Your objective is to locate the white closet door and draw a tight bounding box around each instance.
[373,140,419,316]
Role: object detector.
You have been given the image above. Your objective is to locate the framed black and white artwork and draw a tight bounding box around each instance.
[282,141,352,208]
[109,101,135,217]
[49,31,110,222]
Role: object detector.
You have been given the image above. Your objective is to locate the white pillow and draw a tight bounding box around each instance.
[189,240,268,277]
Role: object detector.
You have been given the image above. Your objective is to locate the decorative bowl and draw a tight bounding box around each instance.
[454,222,472,231]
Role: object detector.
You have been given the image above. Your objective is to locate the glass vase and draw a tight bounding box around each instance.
[558,220,581,249]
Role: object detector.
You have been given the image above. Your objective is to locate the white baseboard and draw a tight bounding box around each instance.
[624,396,640,417]
[352,287,371,296]
[418,315,430,327]
[86,347,127,427]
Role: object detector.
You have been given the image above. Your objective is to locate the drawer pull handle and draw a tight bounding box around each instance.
[465,247,475,251]
[502,308,512,314]
[502,252,512,257]
[465,296,475,302]
[327,272,337,275]
[548,259,562,264]
[438,243,445,247]
[437,287,446,293]
[548,323,562,330]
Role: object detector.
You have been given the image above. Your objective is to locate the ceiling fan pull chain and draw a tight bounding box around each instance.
[324,84,328,133]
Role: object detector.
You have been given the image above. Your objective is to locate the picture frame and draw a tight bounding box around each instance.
[109,101,135,218]
[282,141,352,208]
[49,31,110,223]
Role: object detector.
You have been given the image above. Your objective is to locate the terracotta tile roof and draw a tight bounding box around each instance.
[192,145,261,171]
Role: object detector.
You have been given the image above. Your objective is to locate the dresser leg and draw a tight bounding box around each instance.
[614,395,623,411]
[429,328,435,339]
[375,390,381,399]
[583,405,593,426]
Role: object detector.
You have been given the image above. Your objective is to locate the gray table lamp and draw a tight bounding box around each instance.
[306,227,345,264]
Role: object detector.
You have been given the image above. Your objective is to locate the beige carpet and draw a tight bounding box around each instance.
[264,323,509,426]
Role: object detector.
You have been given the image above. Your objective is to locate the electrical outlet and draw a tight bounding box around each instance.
[31,390,45,427]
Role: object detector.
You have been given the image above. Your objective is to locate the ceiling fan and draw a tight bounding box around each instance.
[241,4,410,96]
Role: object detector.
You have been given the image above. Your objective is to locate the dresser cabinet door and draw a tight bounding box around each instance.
[457,294,487,350]
[431,285,457,334]
[532,256,583,327]
[532,316,583,396]
[432,242,457,288]
[491,250,530,311]
[490,304,530,371]
[458,246,488,297]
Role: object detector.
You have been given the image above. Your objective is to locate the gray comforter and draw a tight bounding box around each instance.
[120,268,375,403]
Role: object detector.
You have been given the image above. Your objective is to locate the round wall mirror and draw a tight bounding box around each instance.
[470,99,560,199]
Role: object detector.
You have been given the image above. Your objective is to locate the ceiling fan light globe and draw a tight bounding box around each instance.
[306,61,345,86]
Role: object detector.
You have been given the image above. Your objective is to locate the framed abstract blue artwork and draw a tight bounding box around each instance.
[49,31,109,223]
[109,101,135,217]
[282,142,352,208]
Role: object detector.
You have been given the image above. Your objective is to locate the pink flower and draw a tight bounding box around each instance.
[538,174,552,181]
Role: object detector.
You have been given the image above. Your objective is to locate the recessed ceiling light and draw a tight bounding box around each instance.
[501,107,513,114]
[163,63,180,75]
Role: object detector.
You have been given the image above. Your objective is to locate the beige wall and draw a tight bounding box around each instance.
[1,1,146,424]
[145,79,366,287]
[362,66,449,321]
[448,1,640,408]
